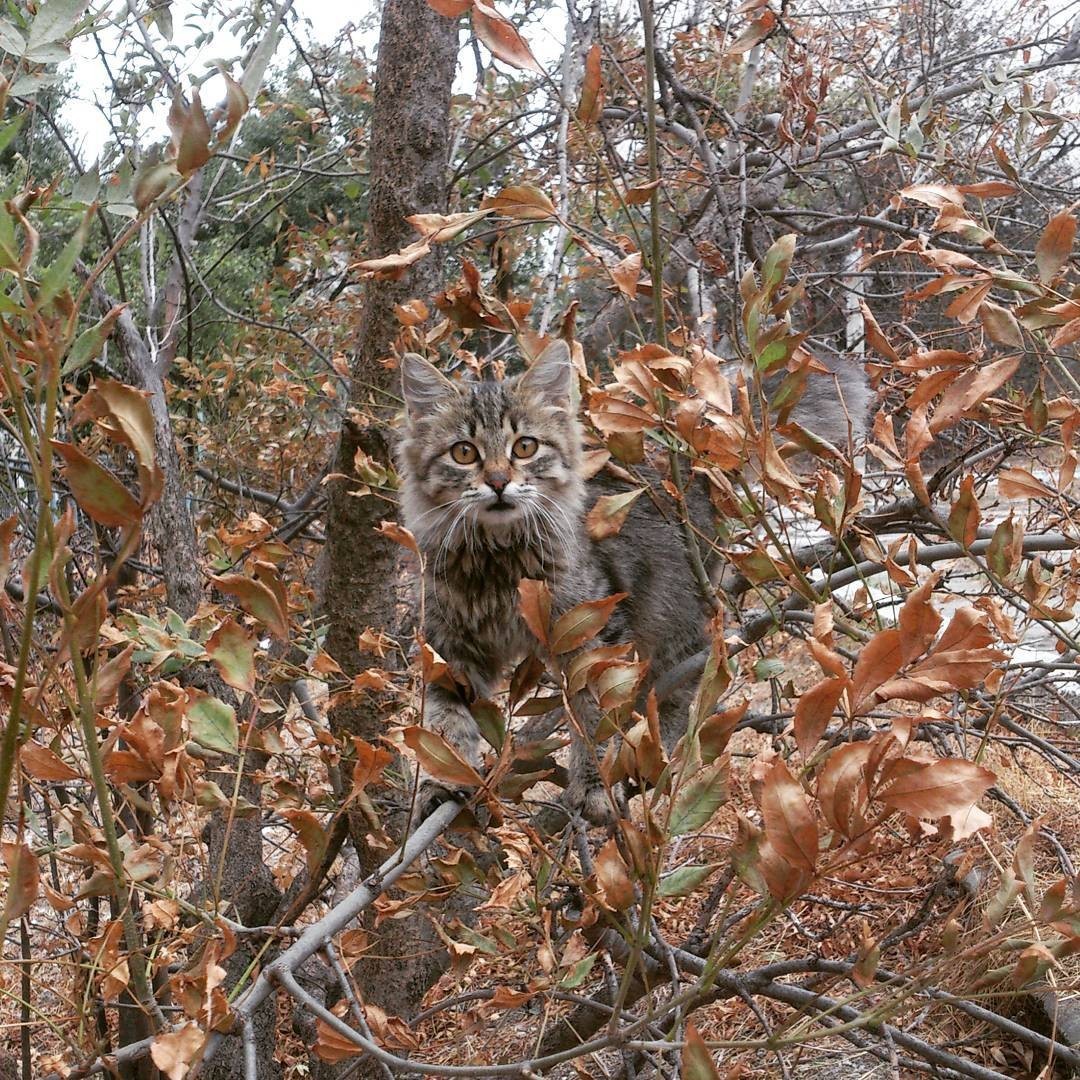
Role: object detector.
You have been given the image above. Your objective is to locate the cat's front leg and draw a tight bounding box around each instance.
[415,678,489,818]
[562,689,619,827]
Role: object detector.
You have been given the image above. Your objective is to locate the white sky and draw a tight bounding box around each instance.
[61,2,371,160]
[59,0,568,163]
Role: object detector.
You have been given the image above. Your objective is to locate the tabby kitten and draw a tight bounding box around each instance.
[398,341,709,824]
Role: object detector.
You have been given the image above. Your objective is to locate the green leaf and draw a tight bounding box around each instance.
[27,0,88,50]
[470,698,506,751]
[38,209,91,306]
[133,159,178,211]
[755,336,791,372]
[71,163,100,205]
[658,864,717,898]
[761,233,796,292]
[187,690,238,755]
[558,953,597,989]
[62,304,124,376]
[150,0,173,39]
[9,71,61,97]
[0,116,25,157]
[0,19,26,55]
[668,757,729,837]
[206,617,256,694]
[26,40,69,62]
[753,658,785,681]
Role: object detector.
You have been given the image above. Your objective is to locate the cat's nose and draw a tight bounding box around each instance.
[486,470,509,494]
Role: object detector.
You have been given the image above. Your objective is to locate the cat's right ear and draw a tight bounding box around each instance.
[400,353,457,420]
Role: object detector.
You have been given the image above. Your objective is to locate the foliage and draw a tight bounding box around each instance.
[0,0,1076,1077]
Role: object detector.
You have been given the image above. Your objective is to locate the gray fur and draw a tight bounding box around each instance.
[398,344,870,822]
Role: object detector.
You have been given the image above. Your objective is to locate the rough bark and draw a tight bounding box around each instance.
[321,0,459,1040]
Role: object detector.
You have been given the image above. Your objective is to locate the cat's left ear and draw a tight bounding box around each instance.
[518,340,574,409]
[400,353,458,420]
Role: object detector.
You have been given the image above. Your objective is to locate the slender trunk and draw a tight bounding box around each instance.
[321,0,459,1044]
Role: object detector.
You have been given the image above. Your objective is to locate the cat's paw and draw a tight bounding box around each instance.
[562,776,617,827]
[416,775,473,820]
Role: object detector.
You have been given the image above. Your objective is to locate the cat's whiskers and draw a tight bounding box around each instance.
[529,502,569,572]
[410,498,461,548]
[431,500,473,604]
[411,497,461,528]
[524,501,552,578]
[519,500,546,573]
[531,490,575,543]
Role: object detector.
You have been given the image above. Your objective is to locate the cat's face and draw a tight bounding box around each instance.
[398,343,584,553]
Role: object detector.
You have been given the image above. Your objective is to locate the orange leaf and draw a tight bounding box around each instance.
[727,9,776,53]
[72,380,162,503]
[93,642,136,710]
[405,209,492,243]
[1035,211,1076,282]
[167,90,212,176]
[376,519,419,553]
[518,578,551,645]
[594,837,634,910]
[947,474,980,548]
[997,467,1055,500]
[587,391,657,434]
[51,441,142,527]
[681,1022,722,1079]
[879,757,995,819]
[280,809,329,876]
[794,677,848,758]
[351,737,394,793]
[480,183,555,220]
[1051,317,1080,348]
[216,70,249,144]
[979,301,1023,347]
[549,593,626,654]
[900,183,965,208]
[21,741,81,782]
[425,0,472,15]
[929,355,1020,434]
[623,179,661,205]
[211,574,288,640]
[585,487,644,540]
[576,43,603,124]
[760,759,817,874]
[956,181,1019,198]
[817,743,872,837]
[206,618,257,694]
[354,238,432,279]
[472,2,543,72]
[944,280,992,324]
[897,574,942,664]
[401,726,484,788]
[151,1023,208,1080]
[850,628,904,708]
[610,251,642,299]
[1,842,39,922]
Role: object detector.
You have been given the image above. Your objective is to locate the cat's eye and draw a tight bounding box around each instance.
[450,441,479,465]
[512,436,539,459]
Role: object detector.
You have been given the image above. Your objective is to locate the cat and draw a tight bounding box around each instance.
[397,340,869,824]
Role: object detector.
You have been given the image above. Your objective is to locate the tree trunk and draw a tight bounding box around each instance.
[321,0,459,1040]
